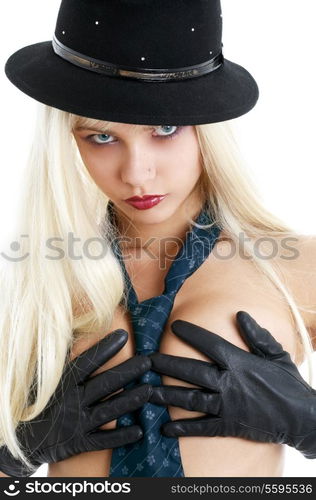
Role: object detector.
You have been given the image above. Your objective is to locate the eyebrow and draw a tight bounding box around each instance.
[74,124,157,134]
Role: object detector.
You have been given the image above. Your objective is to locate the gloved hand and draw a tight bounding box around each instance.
[150,311,316,459]
[0,329,152,476]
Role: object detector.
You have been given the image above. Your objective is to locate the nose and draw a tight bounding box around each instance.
[120,144,156,187]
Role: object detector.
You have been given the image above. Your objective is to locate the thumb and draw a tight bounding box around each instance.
[236,311,285,360]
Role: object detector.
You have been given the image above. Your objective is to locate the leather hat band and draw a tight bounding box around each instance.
[52,35,224,82]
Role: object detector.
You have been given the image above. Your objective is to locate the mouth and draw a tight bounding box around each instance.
[124,194,166,201]
[124,194,168,210]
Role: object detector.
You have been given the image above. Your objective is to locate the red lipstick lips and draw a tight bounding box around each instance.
[124,194,167,210]
[125,195,165,201]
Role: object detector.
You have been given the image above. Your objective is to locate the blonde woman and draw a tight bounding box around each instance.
[1,0,316,478]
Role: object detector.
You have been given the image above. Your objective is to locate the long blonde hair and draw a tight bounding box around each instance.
[0,104,314,472]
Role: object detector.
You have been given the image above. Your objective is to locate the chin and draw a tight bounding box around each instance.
[130,206,172,221]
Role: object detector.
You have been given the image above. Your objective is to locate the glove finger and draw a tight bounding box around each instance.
[171,320,241,369]
[84,354,151,405]
[150,352,220,390]
[236,311,285,360]
[85,425,143,451]
[150,385,221,414]
[88,383,152,429]
[68,330,128,384]
[161,416,223,437]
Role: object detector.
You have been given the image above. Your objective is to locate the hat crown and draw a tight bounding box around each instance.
[5,0,259,126]
[55,0,223,68]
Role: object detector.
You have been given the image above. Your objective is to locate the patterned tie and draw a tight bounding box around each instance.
[107,201,221,477]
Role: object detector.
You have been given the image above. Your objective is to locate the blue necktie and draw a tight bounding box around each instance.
[107,202,221,477]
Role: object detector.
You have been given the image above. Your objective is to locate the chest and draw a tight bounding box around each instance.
[123,240,304,367]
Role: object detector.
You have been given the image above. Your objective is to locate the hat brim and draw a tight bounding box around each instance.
[5,41,259,125]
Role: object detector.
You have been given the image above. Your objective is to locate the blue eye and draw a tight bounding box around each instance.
[155,125,180,138]
[90,133,112,145]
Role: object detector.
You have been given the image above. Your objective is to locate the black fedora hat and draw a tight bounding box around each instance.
[4,0,259,126]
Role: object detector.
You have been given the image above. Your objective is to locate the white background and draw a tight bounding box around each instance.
[0,1,315,477]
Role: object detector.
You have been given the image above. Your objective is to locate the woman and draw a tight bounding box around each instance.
[1,0,315,477]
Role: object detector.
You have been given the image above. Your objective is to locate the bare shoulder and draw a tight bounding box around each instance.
[276,233,316,345]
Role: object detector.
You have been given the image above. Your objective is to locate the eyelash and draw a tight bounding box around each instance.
[86,126,184,146]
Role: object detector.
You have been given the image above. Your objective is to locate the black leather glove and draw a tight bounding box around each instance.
[0,329,152,476]
[150,311,316,459]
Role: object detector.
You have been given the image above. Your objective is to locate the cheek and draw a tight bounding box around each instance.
[170,140,202,182]
[78,149,114,187]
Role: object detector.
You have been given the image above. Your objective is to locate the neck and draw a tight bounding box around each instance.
[111,194,205,259]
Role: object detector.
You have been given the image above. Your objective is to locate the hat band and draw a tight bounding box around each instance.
[52,35,224,82]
